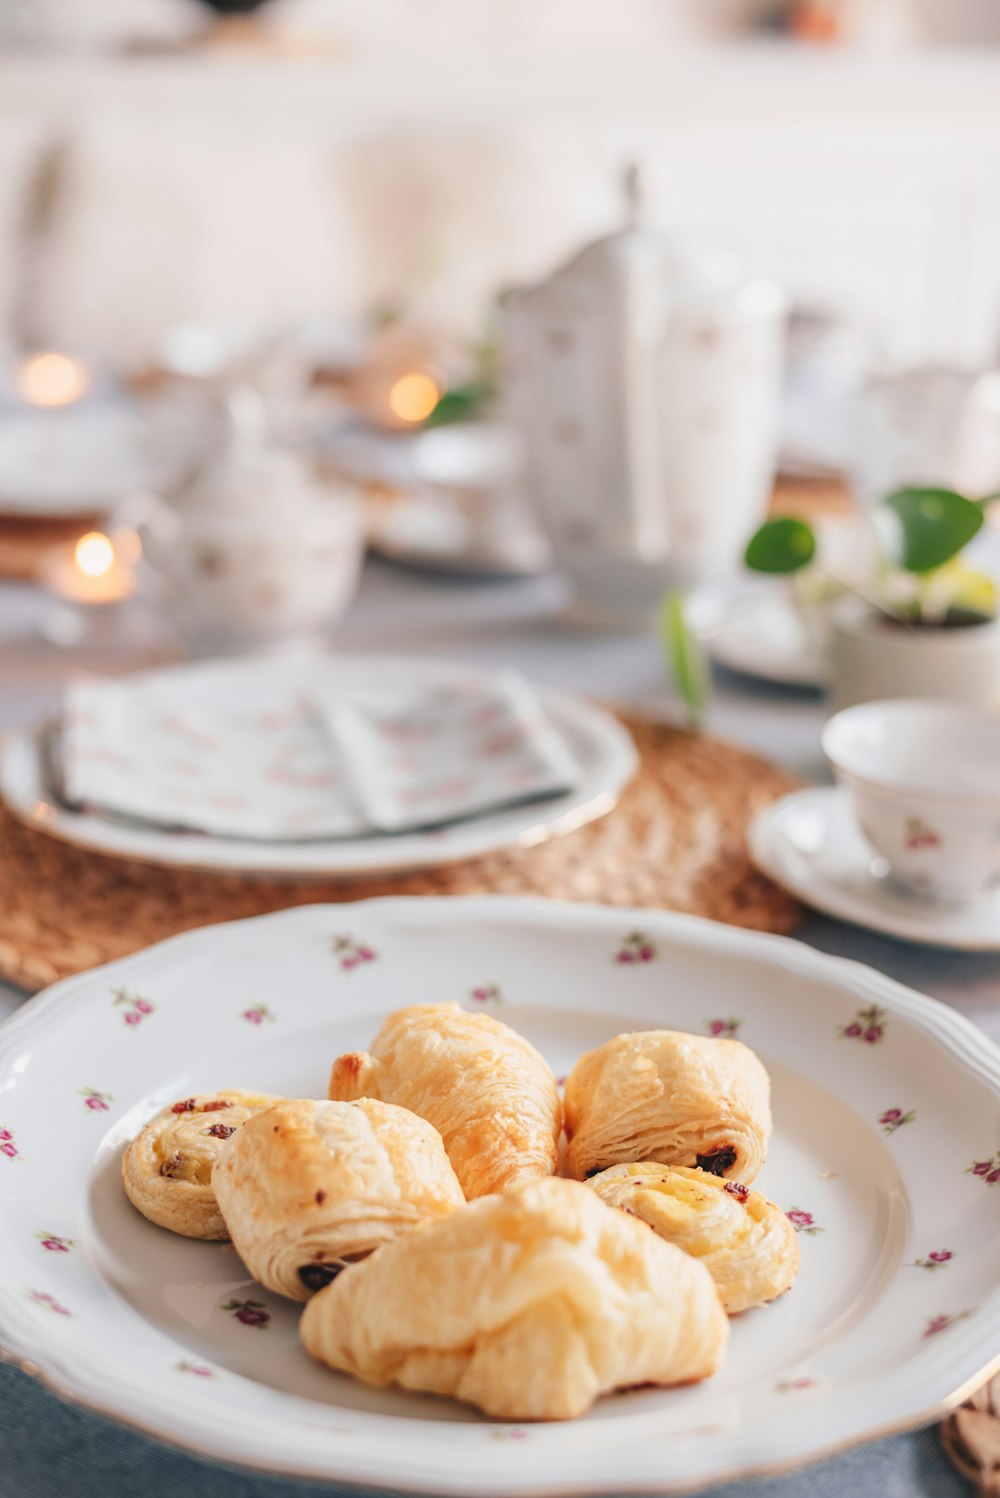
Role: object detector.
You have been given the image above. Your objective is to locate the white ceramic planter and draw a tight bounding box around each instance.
[829,602,1000,712]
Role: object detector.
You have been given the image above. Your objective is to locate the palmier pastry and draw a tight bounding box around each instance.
[300,1176,727,1420]
[122,1089,278,1240]
[213,1098,465,1300]
[563,1029,771,1184]
[328,1002,560,1199]
[588,1162,798,1313]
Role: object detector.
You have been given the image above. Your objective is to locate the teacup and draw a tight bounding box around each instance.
[822,698,1000,904]
[134,487,365,655]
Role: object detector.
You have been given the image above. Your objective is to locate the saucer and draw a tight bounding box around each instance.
[705,588,829,690]
[368,487,551,577]
[749,786,1000,950]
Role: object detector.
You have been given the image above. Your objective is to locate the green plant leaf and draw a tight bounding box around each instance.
[660,591,709,729]
[744,517,816,574]
[883,487,984,573]
[424,382,494,427]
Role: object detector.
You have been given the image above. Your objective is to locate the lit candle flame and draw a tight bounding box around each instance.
[74,532,116,580]
[388,370,441,424]
[16,352,91,408]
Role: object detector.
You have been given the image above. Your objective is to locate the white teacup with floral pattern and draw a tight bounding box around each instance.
[822,699,1000,904]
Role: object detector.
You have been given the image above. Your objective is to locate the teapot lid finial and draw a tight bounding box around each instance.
[622,161,645,229]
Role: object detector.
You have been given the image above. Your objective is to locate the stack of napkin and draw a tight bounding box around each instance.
[52,667,580,842]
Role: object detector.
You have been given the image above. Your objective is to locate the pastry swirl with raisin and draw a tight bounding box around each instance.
[122,1089,278,1240]
[588,1162,798,1313]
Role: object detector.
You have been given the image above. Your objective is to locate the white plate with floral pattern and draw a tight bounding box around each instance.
[1,897,999,1495]
[750,787,1000,952]
[0,659,637,877]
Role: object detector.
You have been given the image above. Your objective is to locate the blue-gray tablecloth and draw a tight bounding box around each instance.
[0,1362,970,1498]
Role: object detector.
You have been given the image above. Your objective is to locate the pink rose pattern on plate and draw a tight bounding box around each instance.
[469,983,502,1005]
[614,932,655,965]
[221,1298,270,1329]
[112,988,155,1028]
[332,936,377,973]
[912,1251,954,1271]
[240,1004,275,1026]
[925,1311,972,1338]
[79,1087,112,1112]
[905,816,942,852]
[27,1290,72,1317]
[0,1127,20,1160]
[879,1107,915,1135]
[776,1376,820,1393]
[839,1004,886,1044]
[36,1232,74,1253]
[706,1017,740,1039]
[786,1208,823,1236]
[175,1361,216,1378]
[968,1151,1000,1185]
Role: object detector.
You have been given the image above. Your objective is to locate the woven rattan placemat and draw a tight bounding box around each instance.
[0,715,801,993]
[0,514,103,583]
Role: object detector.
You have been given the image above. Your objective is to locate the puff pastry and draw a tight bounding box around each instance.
[328,1002,560,1198]
[588,1162,798,1314]
[563,1030,771,1184]
[212,1097,465,1300]
[122,1089,279,1240]
[301,1176,727,1420]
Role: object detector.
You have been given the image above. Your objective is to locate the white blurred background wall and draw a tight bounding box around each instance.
[2,0,1000,366]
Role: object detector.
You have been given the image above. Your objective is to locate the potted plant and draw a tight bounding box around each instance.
[744,486,1000,710]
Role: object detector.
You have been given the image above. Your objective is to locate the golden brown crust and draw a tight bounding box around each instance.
[121,1089,279,1240]
[212,1097,465,1300]
[300,1176,728,1420]
[328,1002,561,1198]
[587,1163,799,1313]
[563,1029,772,1184]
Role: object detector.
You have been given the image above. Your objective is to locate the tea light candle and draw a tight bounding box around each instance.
[387,369,443,426]
[44,530,139,606]
[353,328,447,431]
[15,351,93,409]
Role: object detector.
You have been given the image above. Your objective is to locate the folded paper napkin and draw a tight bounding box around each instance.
[55,668,580,842]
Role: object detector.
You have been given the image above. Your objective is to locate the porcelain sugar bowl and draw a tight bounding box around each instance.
[126,390,364,654]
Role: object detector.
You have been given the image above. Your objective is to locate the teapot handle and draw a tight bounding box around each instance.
[110,490,180,550]
[622,161,644,229]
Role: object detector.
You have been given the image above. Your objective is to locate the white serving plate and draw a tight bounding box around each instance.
[1,897,999,1494]
[749,786,1000,952]
[0,399,206,519]
[0,657,636,877]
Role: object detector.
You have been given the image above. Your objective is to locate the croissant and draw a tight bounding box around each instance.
[212,1098,465,1300]
[300,1176,728,1420]
[588,1162,798,1313]
[564,1029,771,1184]
[328,1002,560,1198]
[122,1089,279,1240]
